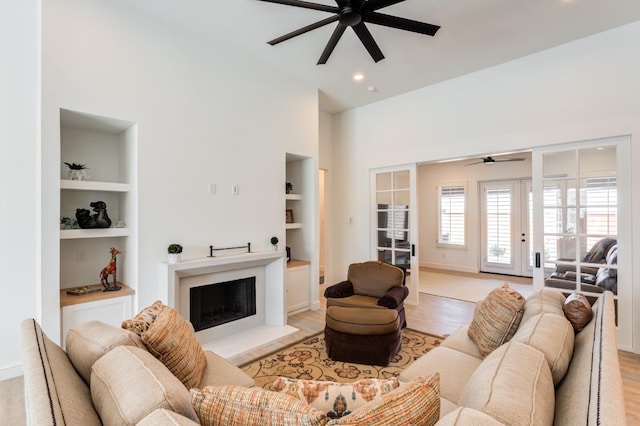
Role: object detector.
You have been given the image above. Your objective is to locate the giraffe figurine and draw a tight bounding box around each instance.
[100,247,122,291]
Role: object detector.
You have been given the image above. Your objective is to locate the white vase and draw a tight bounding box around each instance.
[168,253,181,264]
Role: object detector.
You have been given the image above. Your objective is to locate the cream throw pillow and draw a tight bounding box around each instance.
[141,305,207,389]
[468,284,525,357]
[273,377,399,419]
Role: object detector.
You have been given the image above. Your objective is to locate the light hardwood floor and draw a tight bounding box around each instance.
[2,292,638,424]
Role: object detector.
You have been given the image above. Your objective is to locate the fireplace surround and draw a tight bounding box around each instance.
[158,251,293,354]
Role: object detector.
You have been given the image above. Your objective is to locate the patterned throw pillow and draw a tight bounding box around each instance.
[141,306,207,389]
[122,300,164,335]
[273,377,399,419]
[327,373,440,426]
[190,385,327,426]
[562,292,593,332]
[467,284,526,357]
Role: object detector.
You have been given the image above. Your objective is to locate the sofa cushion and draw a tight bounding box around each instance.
[399,346,482,404]
[122,299,164,335]
[66,320,145,384]
[21,318,101,425]
[325,294,387,310]
[512,313,574,385]
[137,409,200,425]
[347,261,404,298]
[190,385,327,426]
[562,292,593,332]
[437,407,505,425]
[521,288,566,325]
[141,305,207,389]
[327,374,440,426]
[199,350,256,388]
[91,346,199,425]
[272,377,399,419]
[439,325,482,359]
[458,341,555,426]
[467,284,526,357]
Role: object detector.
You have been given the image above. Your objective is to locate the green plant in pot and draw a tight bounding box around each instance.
[167,243,183,264]
[270,236,279,251]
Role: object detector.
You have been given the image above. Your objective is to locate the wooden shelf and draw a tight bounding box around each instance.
[285,194,302,201]
[60,283,134,307]
[60,228,129,239]
[286,223,303,230]
[287,259,310,268]
[60,180,130,192]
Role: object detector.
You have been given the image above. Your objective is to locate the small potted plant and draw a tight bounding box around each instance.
[270,236,279,251]
[167,243,183,264]
[64,162,90,181]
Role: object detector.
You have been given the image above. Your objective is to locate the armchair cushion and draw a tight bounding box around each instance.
[377,286,409,309]
[347,261,404,298]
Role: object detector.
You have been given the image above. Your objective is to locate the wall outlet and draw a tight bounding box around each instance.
[208,183,216,194]
[232,185,239,195]
[76,250,87,262]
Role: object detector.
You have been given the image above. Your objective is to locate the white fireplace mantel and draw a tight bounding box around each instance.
[158,251,287,328]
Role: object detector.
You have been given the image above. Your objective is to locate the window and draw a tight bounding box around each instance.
[438,184,465,246]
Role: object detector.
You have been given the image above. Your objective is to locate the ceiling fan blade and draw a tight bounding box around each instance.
[352,22,385,63]
[494,158,526,162]
[362,0,406,13]
[257,0,338,14]
[268,15,339,45]
[464,161,485,166]
[317,23,347,65]
[364,12,440,36]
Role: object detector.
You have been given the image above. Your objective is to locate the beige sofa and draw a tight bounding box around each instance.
[21,288,626,425]
[21,319,252,425]
[400,288,626,425]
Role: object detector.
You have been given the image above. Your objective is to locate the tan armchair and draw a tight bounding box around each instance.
[324,261,409,328]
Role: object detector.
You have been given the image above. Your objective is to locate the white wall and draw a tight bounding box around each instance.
[418,154,532,272]
[0,1,40,380]
[3,0,318,373]
[332,21,640,351]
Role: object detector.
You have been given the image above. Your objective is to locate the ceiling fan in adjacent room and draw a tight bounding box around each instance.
[465,156,527,166]
[257,0,440,64]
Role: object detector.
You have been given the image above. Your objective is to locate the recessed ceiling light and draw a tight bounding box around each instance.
[353,73,364,81]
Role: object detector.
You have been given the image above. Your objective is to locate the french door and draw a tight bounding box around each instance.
[371,165,419,305]
[480,179,533,277]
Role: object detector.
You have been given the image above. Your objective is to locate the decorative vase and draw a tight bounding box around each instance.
[168,253,181,264]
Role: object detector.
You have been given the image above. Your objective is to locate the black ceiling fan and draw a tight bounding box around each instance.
[257,0,440,64]
[465,156,527,166]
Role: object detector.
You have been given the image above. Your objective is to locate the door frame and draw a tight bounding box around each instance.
[370,164,419,306]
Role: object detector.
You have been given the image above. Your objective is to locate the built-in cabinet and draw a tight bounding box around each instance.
[58,109,138,342]
[285,154,315,313]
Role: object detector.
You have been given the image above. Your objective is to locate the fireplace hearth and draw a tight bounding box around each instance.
[190,277,257,332]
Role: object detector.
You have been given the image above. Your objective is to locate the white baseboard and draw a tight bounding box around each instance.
[309,300,321,311]
[0,362,23,381]
[418,261,477,274]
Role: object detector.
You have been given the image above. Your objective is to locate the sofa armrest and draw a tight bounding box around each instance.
[377,286,409,309]
[324,281,354,298]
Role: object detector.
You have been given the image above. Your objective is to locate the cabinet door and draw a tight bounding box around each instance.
[61,296,132,348]
[286,266,310,313]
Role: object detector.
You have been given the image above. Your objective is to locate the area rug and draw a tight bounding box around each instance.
[240,329,442,391]
[420,270,533,302]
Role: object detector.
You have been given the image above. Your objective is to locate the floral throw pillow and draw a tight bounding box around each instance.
[121,300,164,336]
[273,377,399,419]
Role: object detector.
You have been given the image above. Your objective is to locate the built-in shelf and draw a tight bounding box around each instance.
[60,228,130,239]
[60,180,130,192]
[286,223,303,230]
[285,194,302,201]
[287,259,310,269]
[60,283,135,307]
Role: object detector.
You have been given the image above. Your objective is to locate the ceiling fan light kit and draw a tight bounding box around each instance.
[258,0,440,65]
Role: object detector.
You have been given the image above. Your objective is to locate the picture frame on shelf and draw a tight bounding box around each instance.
[285,209,294,223]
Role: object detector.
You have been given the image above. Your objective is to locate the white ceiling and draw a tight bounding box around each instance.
[127,0,640,113]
